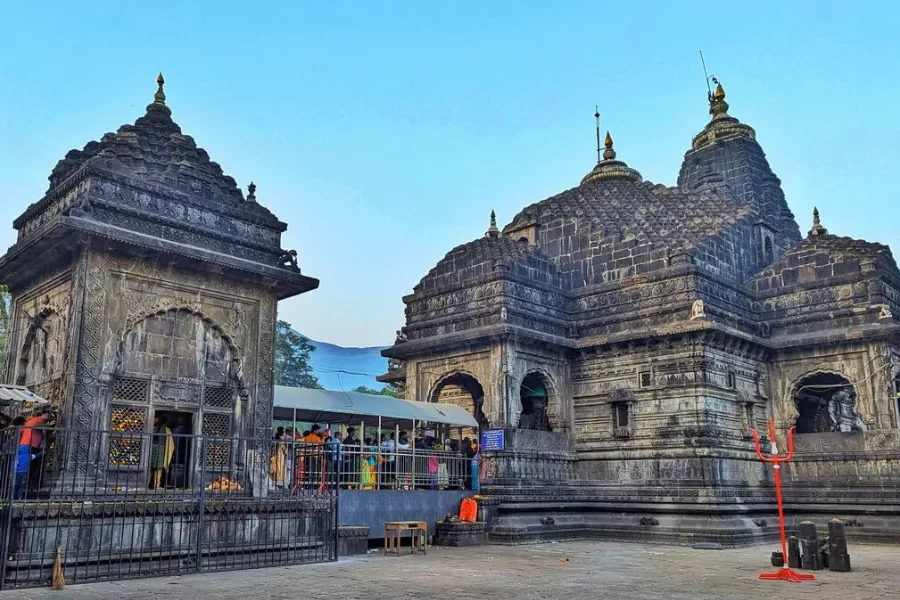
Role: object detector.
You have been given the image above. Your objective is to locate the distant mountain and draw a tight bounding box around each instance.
[296,331,389,391]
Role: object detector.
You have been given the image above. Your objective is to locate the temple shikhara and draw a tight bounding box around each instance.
[382,83,900,543]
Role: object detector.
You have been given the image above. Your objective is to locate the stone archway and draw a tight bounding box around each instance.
[512,369,568,432]
[792,371,865,434]
[518,371,555,432]
[429,371,487,431]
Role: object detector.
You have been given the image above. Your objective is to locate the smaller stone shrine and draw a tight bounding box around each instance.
[0,74,319,494]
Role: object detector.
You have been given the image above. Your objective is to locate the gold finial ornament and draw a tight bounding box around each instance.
[714,82,725,101]
[808,206,828,237]
[690,77,756,150]
[602,131,616,161]
[154,72,166,105]
[581,129,641,185]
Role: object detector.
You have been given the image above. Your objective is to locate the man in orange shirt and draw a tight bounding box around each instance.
[303,425,325,491]
[16,410,53,497]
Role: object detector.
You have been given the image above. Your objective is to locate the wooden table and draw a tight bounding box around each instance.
[384,521,427,556]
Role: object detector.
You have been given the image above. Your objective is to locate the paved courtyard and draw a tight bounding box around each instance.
[5,541,899,600]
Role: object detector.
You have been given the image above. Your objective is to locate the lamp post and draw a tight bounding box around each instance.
[749,418,815,583]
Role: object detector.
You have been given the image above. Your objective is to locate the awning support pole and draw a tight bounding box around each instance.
[376,415,382,491]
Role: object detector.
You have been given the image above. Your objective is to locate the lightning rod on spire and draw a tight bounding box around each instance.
[594,106,601,164]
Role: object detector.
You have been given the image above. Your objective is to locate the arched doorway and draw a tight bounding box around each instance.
[430,372,486,438]
[110,308,242,488]
[519,372,551,431]
[793,372,865,434]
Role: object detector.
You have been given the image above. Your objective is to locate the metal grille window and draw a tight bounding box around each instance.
[109,405,147,467]
[202,412,232,468]
[203,386,234,409]
[113,377,149,403]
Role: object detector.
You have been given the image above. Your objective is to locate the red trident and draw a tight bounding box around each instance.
[749,418,815,583]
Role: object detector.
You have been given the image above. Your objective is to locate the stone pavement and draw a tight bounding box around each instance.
[5,541,899,600]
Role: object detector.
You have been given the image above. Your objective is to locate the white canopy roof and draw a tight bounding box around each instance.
[0,385,50,409]
[273,386,478,428]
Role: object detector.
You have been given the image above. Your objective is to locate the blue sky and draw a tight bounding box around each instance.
[2,1,898,347]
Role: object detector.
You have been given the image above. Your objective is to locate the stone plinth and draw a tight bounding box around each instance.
[434,521,488,547]
[337,526,370,557]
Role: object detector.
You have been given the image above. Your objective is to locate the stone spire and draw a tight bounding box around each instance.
[581,131,642,185]
[808,206,828,237]
[486,210,500,238]
[247,181,257,203]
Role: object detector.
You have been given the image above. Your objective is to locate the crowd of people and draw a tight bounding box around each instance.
[269,424,481,493]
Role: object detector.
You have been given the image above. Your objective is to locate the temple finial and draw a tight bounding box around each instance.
[247,181,257,203]
[486,210,500,238]
[808,206,828,237]
[602,131,616,160]
[714,82,725,101]
[154,72,166,105]
[594,106,601,164]
[708,77,730,120]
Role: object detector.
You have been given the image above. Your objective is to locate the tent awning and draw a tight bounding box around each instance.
[273,386,478,428]
[0,385,50,406]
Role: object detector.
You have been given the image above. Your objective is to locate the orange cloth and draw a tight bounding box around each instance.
[459,498,477,522]
[19,415,48,448]
[303,433,322,444]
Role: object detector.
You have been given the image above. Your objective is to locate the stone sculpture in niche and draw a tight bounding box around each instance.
[828,389,867,433]
[690,299,705,320]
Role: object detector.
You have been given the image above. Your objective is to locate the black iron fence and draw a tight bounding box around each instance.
[0,426,338,589]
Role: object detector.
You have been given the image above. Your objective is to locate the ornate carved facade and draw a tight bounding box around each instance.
[383,84,900,544]
[0,75,318,493]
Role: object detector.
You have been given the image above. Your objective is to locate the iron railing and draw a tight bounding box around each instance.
[0,426,338,589]
[329,444,474,491]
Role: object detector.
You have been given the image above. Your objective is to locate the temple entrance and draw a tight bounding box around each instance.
[793,372,864,434]
[519,372,551,431]
[149,409,194,489]
[430,373,486,439]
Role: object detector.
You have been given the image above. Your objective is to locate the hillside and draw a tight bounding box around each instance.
[301,333,390,391]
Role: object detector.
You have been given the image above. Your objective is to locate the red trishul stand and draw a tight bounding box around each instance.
[749,418,815,583]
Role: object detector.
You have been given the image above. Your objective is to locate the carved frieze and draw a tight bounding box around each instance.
[153,380,201,405]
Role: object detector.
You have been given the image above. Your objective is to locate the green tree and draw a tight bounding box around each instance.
[352,385,399,397]
[274,320,322,389]
[380,385,399,398]
[0,284,9,371]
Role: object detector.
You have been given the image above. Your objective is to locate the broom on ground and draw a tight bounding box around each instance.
[51,546,65,590]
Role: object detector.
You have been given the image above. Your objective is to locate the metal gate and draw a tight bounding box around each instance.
[0,427,338,589]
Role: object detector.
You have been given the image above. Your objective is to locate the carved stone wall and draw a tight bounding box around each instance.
[6,264,76,406]
[572,335,768,486]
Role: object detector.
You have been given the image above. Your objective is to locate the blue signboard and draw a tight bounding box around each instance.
[480,429,505,451]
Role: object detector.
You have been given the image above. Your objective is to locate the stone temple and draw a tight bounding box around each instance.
[382,84,900,544]
[0,74,318,492]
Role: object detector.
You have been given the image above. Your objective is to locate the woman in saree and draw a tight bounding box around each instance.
[270,431,288,489]
[359,438,377,490]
